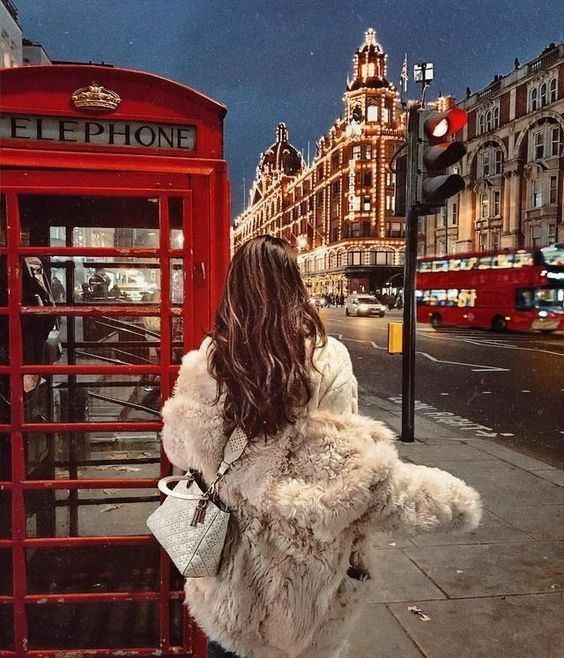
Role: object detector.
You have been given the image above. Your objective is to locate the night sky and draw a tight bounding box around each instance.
[13,0,564,218]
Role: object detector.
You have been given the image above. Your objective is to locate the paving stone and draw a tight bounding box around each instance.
[403,542,564,598]
[466,439,557,471]
[530,469,564,487]
[409,509,534,547]
[363,549,446,603]
[490,505,564,542]
[389,593,564,658]
[344,603,423,658]
[398,443,496,463]
[429,459,564,509]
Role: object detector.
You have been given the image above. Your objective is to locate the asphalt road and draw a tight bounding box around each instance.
[320,307,564,468]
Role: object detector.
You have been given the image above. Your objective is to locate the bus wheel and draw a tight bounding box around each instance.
[431,313,443,329]
[491,316,507,332]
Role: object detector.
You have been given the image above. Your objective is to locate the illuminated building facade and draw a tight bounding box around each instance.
[420,42,563,256]
[233,28,407,296]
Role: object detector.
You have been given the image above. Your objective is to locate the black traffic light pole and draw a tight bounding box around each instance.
[401,106,421,442]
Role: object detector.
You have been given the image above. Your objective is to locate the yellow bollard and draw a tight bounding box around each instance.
[388,322,403,354]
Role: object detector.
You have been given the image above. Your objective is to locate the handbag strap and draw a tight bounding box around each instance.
[217,427,248,477]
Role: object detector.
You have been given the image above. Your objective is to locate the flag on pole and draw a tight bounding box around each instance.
[401,53,408,93]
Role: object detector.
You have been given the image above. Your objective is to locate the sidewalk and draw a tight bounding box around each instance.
[344,390,564,658]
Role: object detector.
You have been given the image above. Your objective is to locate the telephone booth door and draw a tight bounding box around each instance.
[0,65,230,658]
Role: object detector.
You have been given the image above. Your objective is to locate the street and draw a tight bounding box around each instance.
[320,307,564,468]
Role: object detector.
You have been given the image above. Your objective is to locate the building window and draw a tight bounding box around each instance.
[331,153,340,170]
[439,206,447,227]
[480,193,489,219]
[451,202,458,225]
[363,195,371,211]
[491,230,500,251]
[549,175,557,204]
[364,144,372,160]
[531,87,538,111]
[532,224,541,248]
[382,108,390,124]
[540,82,547,107]
[480,233,488,251]
[493,106,500,128]
[532,179,543,208]
[362,171,372,186]
[332,180,340,197]
[494,149,503,175]
[551,126,560,157]
[482,151,490,178]
[549,78,557,103]
[534,130,544,160]
[478,113,485,135]
[349,251,362,265]
[352,145,362,160]
[331,227,339,242]
[485,110,492,132]
[548,224,556,244]
[317,166,324,182]
[493,190,501,217]
[367,105,378,122]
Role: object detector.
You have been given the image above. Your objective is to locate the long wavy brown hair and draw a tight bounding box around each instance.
[209,235,326,440]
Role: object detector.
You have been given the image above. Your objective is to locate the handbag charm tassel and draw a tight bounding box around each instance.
[190,498,209,526]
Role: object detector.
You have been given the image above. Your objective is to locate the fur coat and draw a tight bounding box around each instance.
[161,336,482,658]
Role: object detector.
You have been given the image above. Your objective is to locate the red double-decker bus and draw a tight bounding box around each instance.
[416,245,564,332]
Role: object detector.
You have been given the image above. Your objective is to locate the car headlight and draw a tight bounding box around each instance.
[538,310,548,318]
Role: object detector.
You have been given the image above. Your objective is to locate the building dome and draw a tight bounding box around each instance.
[259,123,303,176]
[347,28,390,91]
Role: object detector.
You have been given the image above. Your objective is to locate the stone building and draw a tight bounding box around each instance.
[0,0,50,68]
[232,28,407,297]
[420,42,563,256]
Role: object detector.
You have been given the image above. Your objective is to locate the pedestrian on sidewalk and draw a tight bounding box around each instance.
[162,235,482,658]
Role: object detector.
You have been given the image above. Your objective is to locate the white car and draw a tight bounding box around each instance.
[345,294,386,317]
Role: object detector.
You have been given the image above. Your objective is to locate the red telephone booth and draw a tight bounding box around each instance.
[0,64,230,657]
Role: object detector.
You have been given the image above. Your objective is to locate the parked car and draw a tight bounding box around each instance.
[345,294,386,317]
[309,295,328,308]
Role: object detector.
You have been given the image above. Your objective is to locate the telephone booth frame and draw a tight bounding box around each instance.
[0,64,229,657]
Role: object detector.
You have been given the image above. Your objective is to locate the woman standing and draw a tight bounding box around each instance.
[162,235,481,658]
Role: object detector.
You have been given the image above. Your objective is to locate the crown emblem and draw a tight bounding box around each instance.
[71,81,121,112]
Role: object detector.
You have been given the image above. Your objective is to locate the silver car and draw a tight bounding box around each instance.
[345,294,386,317]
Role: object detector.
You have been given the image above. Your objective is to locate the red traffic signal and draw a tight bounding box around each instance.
[424,108,467,141]
[416,107,468,211]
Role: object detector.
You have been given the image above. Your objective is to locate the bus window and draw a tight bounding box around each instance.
[458,289,477,307]
[417,261,432,273]
[447,289,459,305]
[477,256,492,269]
[432,260,449,272]
[492,254,514,268]
[516,288,535,310]
[459,257,478,270]
[535,286,564,309]
[513,252,533,268]
[540,245,564,266]
[449,259,462,272]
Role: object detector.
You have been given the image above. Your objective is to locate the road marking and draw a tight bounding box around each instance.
[426,334,564,358]
[417,350,509,372]
[387,396,499,437]
[521,390,531,393]
[440,392,449,396]
[482,391,492,394]
[337,336,509,371]
[500,432,515,436]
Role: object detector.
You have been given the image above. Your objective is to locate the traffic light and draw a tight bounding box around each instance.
[416,107,467,212]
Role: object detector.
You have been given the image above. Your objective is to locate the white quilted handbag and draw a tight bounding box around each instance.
[147,428,248,578]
